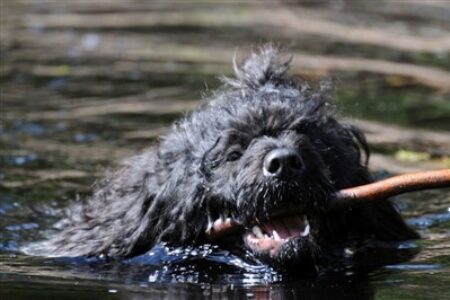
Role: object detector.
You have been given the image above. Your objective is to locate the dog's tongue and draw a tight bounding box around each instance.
[260,216,306,239]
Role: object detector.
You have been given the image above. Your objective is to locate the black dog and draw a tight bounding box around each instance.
[25,46,419,274]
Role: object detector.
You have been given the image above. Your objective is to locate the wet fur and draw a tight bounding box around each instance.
[25,46,419,272]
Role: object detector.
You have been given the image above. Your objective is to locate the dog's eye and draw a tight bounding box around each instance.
[226,149,243,162]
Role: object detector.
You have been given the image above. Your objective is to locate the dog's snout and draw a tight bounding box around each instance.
[263,148,302,178]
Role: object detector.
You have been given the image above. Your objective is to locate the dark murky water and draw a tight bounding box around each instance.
[1,1,450,299]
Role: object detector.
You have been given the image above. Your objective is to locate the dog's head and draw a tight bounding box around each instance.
[25,46,418,268]
[154,46,371,270]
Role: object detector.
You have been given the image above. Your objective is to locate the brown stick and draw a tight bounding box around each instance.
[205,169,450,241]
[335,169,450,203]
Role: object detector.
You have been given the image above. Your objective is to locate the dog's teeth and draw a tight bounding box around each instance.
[264,234,270,239]
[213,218,222,228]
[301,224,310,237]
[252,226,264,238]
[272,230,281,240]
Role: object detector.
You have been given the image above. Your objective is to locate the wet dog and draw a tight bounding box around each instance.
[25,46,419,274]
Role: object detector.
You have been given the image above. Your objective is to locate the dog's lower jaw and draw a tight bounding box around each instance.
[256,236,321,275]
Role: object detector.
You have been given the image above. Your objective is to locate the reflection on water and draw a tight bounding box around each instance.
[0,271,375,300]
[1,1,450,299]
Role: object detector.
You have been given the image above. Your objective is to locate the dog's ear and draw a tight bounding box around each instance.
[336,124,418,241]
[145,142,212,247]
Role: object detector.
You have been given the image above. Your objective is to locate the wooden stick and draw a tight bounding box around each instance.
[335,169,450,203]
[205,169,450,241]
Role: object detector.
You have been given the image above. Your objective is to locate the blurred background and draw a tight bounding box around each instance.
[1,1,450,299]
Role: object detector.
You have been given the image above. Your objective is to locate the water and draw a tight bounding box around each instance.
[1,1,450,299]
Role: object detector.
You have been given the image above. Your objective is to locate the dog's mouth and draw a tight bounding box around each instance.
[244,215,310,256]
[205,210,311,257]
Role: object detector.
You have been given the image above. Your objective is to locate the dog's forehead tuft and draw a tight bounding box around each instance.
[221,44,292,91]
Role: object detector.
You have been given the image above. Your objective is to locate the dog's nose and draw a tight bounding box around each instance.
[263,148,302,178]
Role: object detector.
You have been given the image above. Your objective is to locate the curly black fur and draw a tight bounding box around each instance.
[24,45,419,272]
